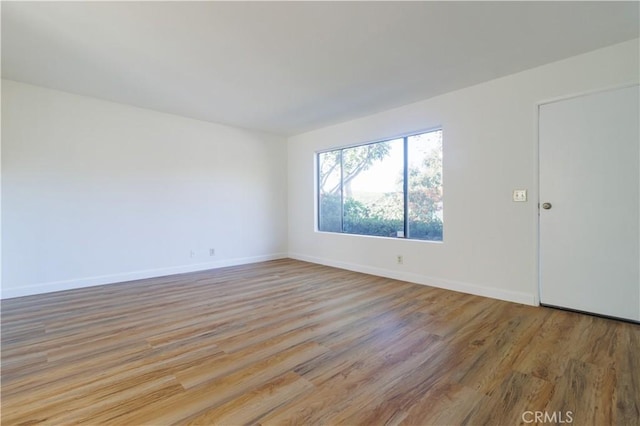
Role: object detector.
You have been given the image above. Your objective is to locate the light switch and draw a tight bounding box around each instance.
[513,189,527,202]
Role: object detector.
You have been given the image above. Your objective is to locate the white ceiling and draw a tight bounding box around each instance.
[2,1,638,136]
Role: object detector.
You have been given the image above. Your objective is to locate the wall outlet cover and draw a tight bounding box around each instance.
[513,189,527,202]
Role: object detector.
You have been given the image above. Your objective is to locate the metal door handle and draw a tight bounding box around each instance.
[542,202,552,210]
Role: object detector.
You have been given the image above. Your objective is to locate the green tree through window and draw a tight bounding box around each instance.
[317,129,443,241]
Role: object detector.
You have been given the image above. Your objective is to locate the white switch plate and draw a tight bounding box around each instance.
[513,189,527,202]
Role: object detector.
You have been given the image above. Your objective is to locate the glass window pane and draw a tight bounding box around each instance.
[407,130,443,240]
[342,139,404,237]
[318,150,342,232]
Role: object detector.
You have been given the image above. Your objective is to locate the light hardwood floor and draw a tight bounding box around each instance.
[2,259,639,425]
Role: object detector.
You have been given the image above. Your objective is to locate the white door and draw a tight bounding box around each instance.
[539,85,640,322]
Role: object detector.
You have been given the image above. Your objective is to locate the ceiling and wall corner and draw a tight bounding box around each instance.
[2,1,638,136]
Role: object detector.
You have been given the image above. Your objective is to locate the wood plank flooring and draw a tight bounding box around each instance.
[2,259,639,425]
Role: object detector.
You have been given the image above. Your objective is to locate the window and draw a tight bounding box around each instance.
[317,129,443,241]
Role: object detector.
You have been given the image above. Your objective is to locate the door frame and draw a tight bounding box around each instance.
[535,82,640,317]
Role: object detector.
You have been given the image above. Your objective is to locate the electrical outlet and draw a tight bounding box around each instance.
[513,189,527,202]
[209,248,215,256]
[397,255,403,265]
[190,250,196,258]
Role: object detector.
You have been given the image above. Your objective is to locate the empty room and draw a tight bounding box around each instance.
[1,1,639,425]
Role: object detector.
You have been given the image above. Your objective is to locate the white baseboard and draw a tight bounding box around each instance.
[289,252,536,306]
[1,253,287,299]
[3,253,536,306]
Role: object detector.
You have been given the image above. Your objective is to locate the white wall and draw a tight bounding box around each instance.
[2,80,288,298]
[288,39,640,306]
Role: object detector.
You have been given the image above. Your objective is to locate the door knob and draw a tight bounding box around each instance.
[542,202,552,210]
